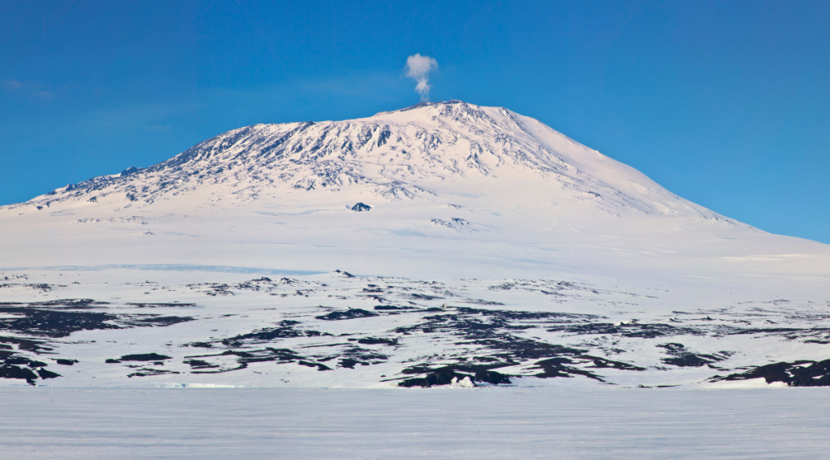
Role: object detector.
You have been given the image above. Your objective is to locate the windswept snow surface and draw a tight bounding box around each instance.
[3,387,830,459]
[0,101,828,389]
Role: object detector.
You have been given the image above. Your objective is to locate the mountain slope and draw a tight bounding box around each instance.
[0,101,826,283]
[13,101,724,219]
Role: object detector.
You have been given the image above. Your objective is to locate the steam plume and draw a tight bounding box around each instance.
[404,54,438,101]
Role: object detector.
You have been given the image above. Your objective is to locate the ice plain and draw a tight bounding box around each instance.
[3,387,830,459]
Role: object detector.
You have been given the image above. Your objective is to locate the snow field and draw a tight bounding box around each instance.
[1,386,829,459]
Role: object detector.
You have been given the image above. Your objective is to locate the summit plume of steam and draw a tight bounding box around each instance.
[404,54,438,101]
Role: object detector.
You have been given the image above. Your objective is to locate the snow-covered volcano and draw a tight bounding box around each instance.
[5,100,826,281]
[20,101,718,218]
[1,102,829,389]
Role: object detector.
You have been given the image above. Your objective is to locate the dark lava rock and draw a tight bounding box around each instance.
[547,322,699,339]
[218,321,326,346]
[658,343,732,367]
[714,359,830,386]
[37,368,61,379]
[663,354,714,367]
[454,307,591,321]
[119,353,172,362]
[350,202,372,212]
[531,357,604,381]
[127,369,179,378]
[398,365,512,388]
[582,356,645,371]
[27,299,108,308]
[184,359,219,369]
[0,365,39,385]
[407,293,443,300]
[5,356,46,367]
[127,316,195,327]
[316,309,378,321]
[0,302,193,338]
[298,361,332,371]
[399,369,468,388]
[185,348,309,373]
[357,337,398,346]
[126,302,197,308]
[0,306,120,337]
[0,336,53,354]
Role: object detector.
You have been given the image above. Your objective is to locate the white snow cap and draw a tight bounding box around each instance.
[405,53,438,101]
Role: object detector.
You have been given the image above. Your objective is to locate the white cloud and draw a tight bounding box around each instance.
[32,90,54,99]
[2,79,24,90]
[404,54,438,101]
[3,79,63,100]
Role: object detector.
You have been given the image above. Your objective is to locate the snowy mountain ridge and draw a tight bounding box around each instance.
[10,101,724,222]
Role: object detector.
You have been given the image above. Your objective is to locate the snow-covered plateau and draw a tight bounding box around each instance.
[1,101,829,389]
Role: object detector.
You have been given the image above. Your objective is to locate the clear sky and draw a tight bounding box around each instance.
[2,0,829,243]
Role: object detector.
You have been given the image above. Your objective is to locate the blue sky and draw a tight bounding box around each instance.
[2,0,829,243]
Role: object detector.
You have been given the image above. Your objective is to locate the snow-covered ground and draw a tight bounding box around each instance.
[0,101,828,390]
[0,266,828,389]
[3,386,830,459]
